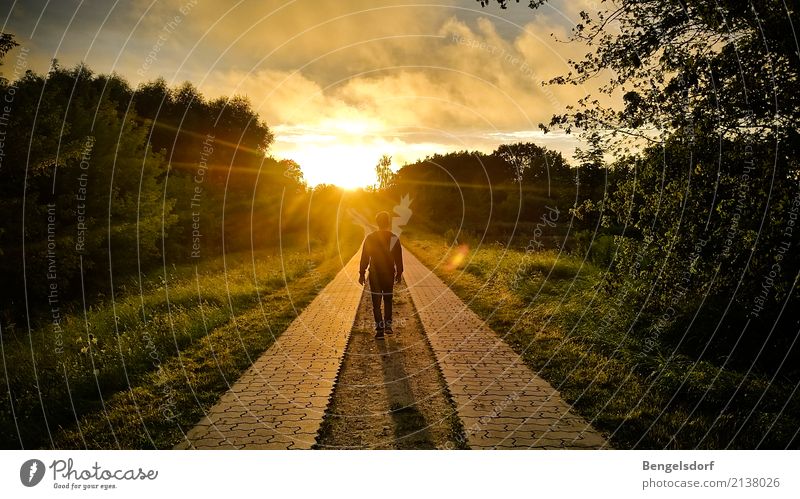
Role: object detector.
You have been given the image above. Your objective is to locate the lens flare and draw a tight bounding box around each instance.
[444,244,469,271]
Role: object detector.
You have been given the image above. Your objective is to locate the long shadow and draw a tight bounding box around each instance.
[376,328,435,449]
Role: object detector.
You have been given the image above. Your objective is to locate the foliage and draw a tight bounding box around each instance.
[375,154,394,190]
[0,244,354,449]
[0,32,18,82]
[408,234,799,448]
[0,64,173,312]
[478,1,800,371]
[389,144,601,240]
[0,39,310,322]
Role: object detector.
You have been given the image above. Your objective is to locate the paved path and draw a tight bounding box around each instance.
[403,251,608,449]
[175,253,362,449]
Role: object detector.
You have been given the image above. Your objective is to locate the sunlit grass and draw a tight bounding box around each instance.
[0,241,358,449]
[407,233,799,449]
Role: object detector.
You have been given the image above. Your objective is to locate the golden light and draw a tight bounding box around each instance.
[270,118,466,189]
[283,143,380,189]
[272,119,394,189]
[444,244,470,271]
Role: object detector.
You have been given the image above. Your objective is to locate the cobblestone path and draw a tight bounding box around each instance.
[177,248,608,450]
[403,251,608,449]
[175,254,362,449]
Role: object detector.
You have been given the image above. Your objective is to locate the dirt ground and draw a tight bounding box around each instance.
[316,279,465,449]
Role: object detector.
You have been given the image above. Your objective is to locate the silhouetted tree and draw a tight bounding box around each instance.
[479,0,800,370]
[375,154,393,190]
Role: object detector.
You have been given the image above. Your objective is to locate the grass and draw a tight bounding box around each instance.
[405,232,799,449]
[1,240,358,449]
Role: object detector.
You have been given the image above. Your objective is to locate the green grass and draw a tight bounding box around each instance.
[406,233,799,449]
[1,241,358,449]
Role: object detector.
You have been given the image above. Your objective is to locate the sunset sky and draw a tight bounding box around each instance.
[1,0,601,187]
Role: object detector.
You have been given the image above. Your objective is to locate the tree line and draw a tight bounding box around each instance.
[0,35,315,324]
[473,0,800,374]
[387,143,604,242]
[0,30,589,327]
[381,0,799,379]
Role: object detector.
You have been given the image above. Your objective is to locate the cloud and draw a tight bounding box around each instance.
[5,0,601,129]
[161,1,599,185]
[2,0,605,185]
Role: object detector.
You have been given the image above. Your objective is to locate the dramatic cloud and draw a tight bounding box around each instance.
[2,0,604,186]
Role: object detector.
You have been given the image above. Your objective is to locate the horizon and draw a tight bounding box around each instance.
[0,0,593,188]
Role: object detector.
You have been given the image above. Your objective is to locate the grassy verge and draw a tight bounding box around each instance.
[405,232,799,449]
[1,241,357,449]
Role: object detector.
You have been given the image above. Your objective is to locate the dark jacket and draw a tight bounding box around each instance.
[359,230,403,285]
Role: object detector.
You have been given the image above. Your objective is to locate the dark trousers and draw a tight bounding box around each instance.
[368,273,393,330]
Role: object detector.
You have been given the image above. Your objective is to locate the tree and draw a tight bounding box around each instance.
[479,0,799,158]
[0,33,18,80]
[0,61,288,319]
[478,0,800,369]
[375,154,393,190]
[495,142,570,186]
[0,64,175,311]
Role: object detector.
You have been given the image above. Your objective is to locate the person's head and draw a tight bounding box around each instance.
[375,211,391,230]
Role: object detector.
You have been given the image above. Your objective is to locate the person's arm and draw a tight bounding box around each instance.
[358,236,370,285]
[393,235,403,283]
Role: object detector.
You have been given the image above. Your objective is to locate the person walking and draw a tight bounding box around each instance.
[358,211,403,339]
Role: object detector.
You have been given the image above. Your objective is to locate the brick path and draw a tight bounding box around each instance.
[175,253,363,449]
[403,251,608,449]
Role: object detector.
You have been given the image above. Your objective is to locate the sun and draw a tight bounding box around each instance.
[272,119,396,189]
[284,144,379,189]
